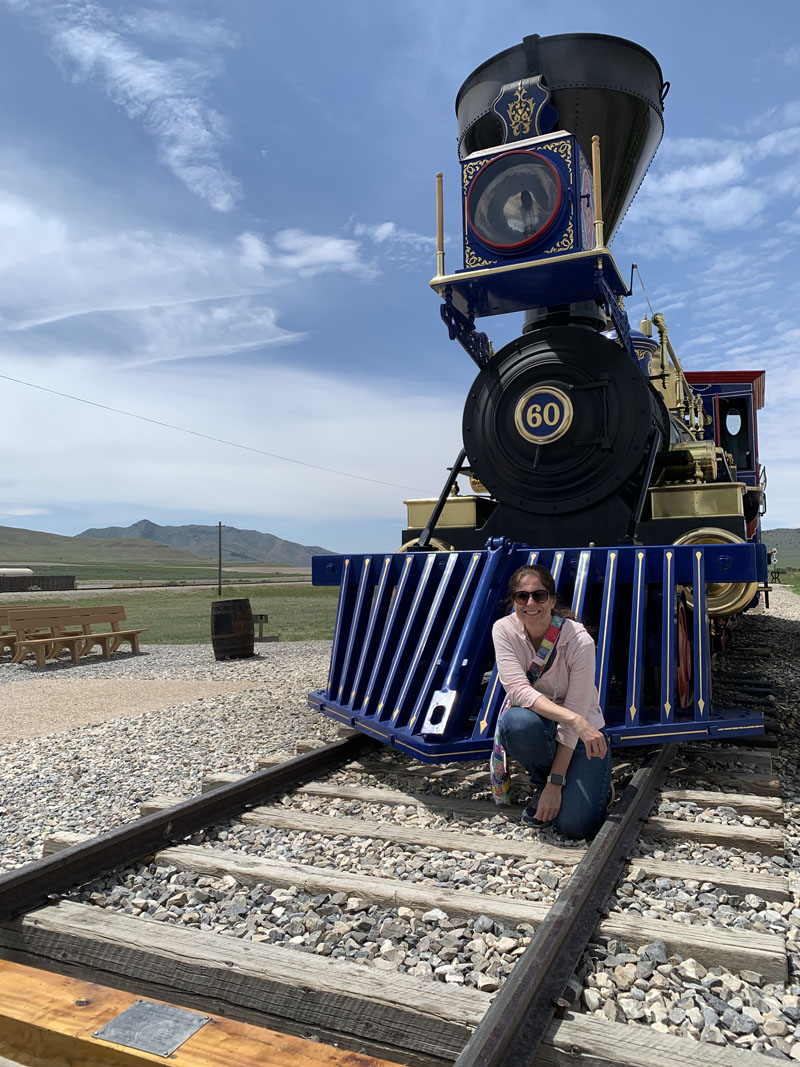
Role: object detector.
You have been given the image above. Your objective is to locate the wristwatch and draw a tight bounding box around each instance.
[547,773,565,786]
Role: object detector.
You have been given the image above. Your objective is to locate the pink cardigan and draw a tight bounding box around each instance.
[491,614,605,750]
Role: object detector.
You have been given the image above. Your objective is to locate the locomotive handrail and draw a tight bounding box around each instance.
[436,171,445,276]
[591,134,604,250]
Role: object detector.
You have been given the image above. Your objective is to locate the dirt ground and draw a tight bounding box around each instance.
[1,680,258,742]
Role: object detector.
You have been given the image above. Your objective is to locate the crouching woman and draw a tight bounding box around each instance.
[491,564,611,839]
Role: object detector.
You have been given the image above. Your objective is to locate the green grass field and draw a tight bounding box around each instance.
[29,562,308,584]
[1,585,339,643]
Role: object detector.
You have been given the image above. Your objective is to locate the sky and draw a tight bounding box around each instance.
[0,0,798,554]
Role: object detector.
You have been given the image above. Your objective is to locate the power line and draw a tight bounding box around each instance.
[0,372,426,492]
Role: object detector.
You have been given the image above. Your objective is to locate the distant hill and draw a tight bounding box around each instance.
[0,524,218,566]
[77,519,333,567]
[761,528,800,568]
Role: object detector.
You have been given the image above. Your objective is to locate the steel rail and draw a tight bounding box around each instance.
[0,733,377,922]
[454,743,675,1067]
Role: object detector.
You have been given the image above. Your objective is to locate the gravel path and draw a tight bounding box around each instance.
[1,678,260,741]
[0,643,317,683]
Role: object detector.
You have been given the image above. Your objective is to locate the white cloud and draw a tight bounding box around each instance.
[725,344,760,356]
[648,226,702,256]
[354,220,437,250]
[5,0,240,211]
[744,98,800,133]
[271,229,375,279]
[358,222,399,243]
[0,505,49,516]
[120,7,235,50]
[627,178,768,240]
[649,156,747,196]
[122,298,305,367]
[622,115,800,253]
[0,353,459,524]
[0,189,68,270]
[0,178,376,360]
[236,232,271,272]
[350,220,439,274]
[754,126,800,158]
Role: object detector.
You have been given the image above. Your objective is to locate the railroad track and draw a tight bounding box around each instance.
[0,728,791,1067]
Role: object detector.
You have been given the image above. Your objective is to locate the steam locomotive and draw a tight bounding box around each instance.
[308,33,768,757]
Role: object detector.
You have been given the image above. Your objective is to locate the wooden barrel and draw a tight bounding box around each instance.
[211,599,254,660]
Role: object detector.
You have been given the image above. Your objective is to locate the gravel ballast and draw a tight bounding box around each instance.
[0,641,338,872]
[3,586,800,1059]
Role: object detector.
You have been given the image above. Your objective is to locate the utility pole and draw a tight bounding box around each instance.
[218,521,222,597]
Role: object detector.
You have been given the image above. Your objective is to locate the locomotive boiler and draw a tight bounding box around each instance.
[309,32,769,756]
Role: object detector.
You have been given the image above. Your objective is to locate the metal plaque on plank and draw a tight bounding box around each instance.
[94,999,210,1056]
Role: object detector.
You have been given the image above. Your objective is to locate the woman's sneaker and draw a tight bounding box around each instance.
[521,792,551,828]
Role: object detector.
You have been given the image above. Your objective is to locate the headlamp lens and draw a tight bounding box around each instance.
[468,150,562,251]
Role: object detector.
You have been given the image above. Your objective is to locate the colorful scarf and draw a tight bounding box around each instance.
[490,614,564,805]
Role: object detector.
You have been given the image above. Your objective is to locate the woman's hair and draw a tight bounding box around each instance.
[508,564,555,598]
[505,564,576,620]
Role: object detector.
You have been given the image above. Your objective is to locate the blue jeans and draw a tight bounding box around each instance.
[497,705,612,839]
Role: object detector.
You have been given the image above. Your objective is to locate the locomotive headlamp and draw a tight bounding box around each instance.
[452,132,611,308]
[467,150,562,251]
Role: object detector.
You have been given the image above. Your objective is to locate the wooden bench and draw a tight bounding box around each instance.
[0,605,70,657]
[8,606,147,668]
[252,612,278,643]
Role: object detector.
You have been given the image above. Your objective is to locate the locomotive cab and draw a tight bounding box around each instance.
[684,371,766,540]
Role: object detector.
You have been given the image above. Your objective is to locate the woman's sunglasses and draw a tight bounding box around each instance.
[512,589,551,605]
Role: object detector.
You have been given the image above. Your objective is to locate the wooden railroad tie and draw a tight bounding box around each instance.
[194,773,786,855]
[0,900,481,1066]
[44,807,789,984]
[0,959,394,1067]
[1,894,786,1066]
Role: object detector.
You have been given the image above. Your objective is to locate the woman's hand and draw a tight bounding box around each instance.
[536,782,563,823]
[573,717,607,759]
